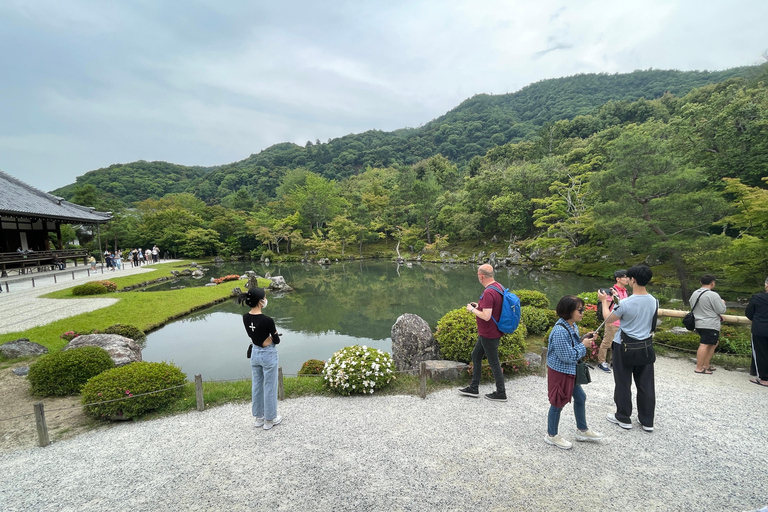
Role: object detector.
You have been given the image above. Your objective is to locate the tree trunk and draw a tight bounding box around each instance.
[672,250,691,306]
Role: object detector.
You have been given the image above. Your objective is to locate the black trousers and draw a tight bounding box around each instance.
[612,341,655,427]
[752,334,768,380]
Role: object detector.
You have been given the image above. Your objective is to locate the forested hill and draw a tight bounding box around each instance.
[52,66,758,206]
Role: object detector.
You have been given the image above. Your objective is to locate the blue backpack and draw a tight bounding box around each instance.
[485,284,522,334]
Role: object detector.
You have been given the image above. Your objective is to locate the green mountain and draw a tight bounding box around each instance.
[52,66,759,205]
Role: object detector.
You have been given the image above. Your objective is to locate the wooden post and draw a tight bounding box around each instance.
[34,402,50,447]
[419,361,427,399]
[53,274,57,283]
[72,271,75,280]
[194,374,204,411]
[540,346,548,378]
[31,277,35,288]
[278,367,284,401]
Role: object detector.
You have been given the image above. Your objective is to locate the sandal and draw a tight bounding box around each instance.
[707,366,717,371]
[750,379,768,387]
[694,369,713,375]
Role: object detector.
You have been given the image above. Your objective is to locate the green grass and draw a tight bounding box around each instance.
[0,270,272,352]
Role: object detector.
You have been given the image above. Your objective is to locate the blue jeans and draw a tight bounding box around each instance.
[470,336,505,394]
[547,384,587,436]
[251,345,278,421]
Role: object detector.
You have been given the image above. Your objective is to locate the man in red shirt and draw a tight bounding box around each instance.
[458,264,507,401]
[597,269,630,372]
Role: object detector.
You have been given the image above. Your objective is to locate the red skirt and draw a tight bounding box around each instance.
[547,367,575,408]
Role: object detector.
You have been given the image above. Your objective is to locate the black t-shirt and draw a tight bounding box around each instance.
[243,313,280,347]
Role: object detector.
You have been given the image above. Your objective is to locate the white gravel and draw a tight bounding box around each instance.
[1,356,766,511]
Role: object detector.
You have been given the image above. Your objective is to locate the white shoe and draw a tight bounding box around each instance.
[641,424,654,432]
[254,416,265,427]
[575,429,604,442]
[606,413,632,430]
[263,415,283,430]
[544,434,572,450]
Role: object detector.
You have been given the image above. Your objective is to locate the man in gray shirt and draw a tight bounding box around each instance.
[690,275,727,375]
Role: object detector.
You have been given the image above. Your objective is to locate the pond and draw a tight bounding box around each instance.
[141,261,668,380]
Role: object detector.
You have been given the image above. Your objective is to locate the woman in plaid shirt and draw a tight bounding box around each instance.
[545,295,604,450]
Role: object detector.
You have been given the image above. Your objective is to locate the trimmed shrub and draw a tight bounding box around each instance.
[435,308,527,364]
[521,306,558,335]
[298,359,326,375]
[515,289,550,309]
[28,347,115,396]
[716,325,752,355]
[323,345,395,395]
[213,274,241,284]
[579,309,600,332]
[72,282,109,296]
[103,324,146,345]
[97,280,117,292]
[653,330,701,352]
[81,362,187,420]
[60,329,98,342]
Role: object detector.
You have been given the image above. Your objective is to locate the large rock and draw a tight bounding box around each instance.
[63,334,142,367]
[0,339,49,359]
[391,314,439,371]
[268,276,293,292]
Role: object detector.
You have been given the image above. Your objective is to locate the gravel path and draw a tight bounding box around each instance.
[1,356,766,511]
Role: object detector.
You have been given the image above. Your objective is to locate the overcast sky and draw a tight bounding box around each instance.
[1,0,766,192]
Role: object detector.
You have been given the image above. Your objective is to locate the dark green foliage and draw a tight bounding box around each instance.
[516,289,550,309]
[72,282,109,296]
[718,325,752,355]
[28,347,115,396]
[103,324,147,345]
[435,308,527,364]
[521,306,557,335]
[298,359,326,375]
[81,362,187,420]
[652,330,701,351]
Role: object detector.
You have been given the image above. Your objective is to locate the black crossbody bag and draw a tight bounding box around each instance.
[620,300,659,367]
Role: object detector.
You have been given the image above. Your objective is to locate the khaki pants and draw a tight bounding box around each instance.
[599,323,619,364]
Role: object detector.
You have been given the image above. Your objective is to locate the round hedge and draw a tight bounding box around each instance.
[515,289,550,309]
[521,306,558,335]
[81,362,187,420]
[103,324,146,345]
[28,347,115,396]
[72,282,109,296]
[298,359,326,375]
[434,308,527,364]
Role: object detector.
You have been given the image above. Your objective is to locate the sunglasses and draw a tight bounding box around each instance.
[577,308,585,313]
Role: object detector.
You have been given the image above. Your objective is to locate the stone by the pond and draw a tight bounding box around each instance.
[12,366,30,376]
[390,313,439,371]
[669,327,692,335]
[523,351,542,370]
[0,339,49,359]
[63,334,142,367]
[268,276,293,292]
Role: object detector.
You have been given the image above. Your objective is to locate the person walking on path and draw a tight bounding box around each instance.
[239,287,283,430]
[545,295,604,450]
[598,264,658,432]
[690,275,727,375]
[746,277,768,387]
[596,269,630,373]
[458,264,507,402]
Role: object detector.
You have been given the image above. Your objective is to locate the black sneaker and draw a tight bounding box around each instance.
[484,391,507,402]
[457,386,479,397]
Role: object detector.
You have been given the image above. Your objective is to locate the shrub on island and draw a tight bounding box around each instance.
[28,347,115,396]
[102,324,146,345]
[323,345,394,395]
[81,362,187,420]
[72,282,109,296]
[434,308,527,365]
[298,359,326,375]
[515,289,550,309]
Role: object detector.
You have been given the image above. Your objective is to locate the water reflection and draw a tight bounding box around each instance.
[142,261,677,379]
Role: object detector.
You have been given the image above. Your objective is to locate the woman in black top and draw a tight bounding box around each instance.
[239,287,282,429]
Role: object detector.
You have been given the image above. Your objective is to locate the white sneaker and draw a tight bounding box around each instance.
[641,424,654,432]
[254,416,265,427]
[575,429,604,442]
[606,413,632,429]
[544,434,572,450]
[263,415,283,430]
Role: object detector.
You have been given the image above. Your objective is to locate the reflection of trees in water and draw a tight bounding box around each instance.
[173,261,626,341]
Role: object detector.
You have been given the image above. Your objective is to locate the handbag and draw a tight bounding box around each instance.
[682,290,708,331]
[575,360,591,385]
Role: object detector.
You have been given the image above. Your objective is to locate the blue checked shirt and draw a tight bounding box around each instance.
[546,318,587,375]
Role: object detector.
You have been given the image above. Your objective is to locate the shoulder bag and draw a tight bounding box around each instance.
[682,290,708,331]
[620,300,659,367]
[560,323,592,385]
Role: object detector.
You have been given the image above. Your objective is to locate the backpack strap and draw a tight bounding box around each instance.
[484,283,505,324]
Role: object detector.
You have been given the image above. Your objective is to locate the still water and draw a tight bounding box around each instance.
[142,261,620,380]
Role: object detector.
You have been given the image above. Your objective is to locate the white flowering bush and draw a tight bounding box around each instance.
[323,345,395,396]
